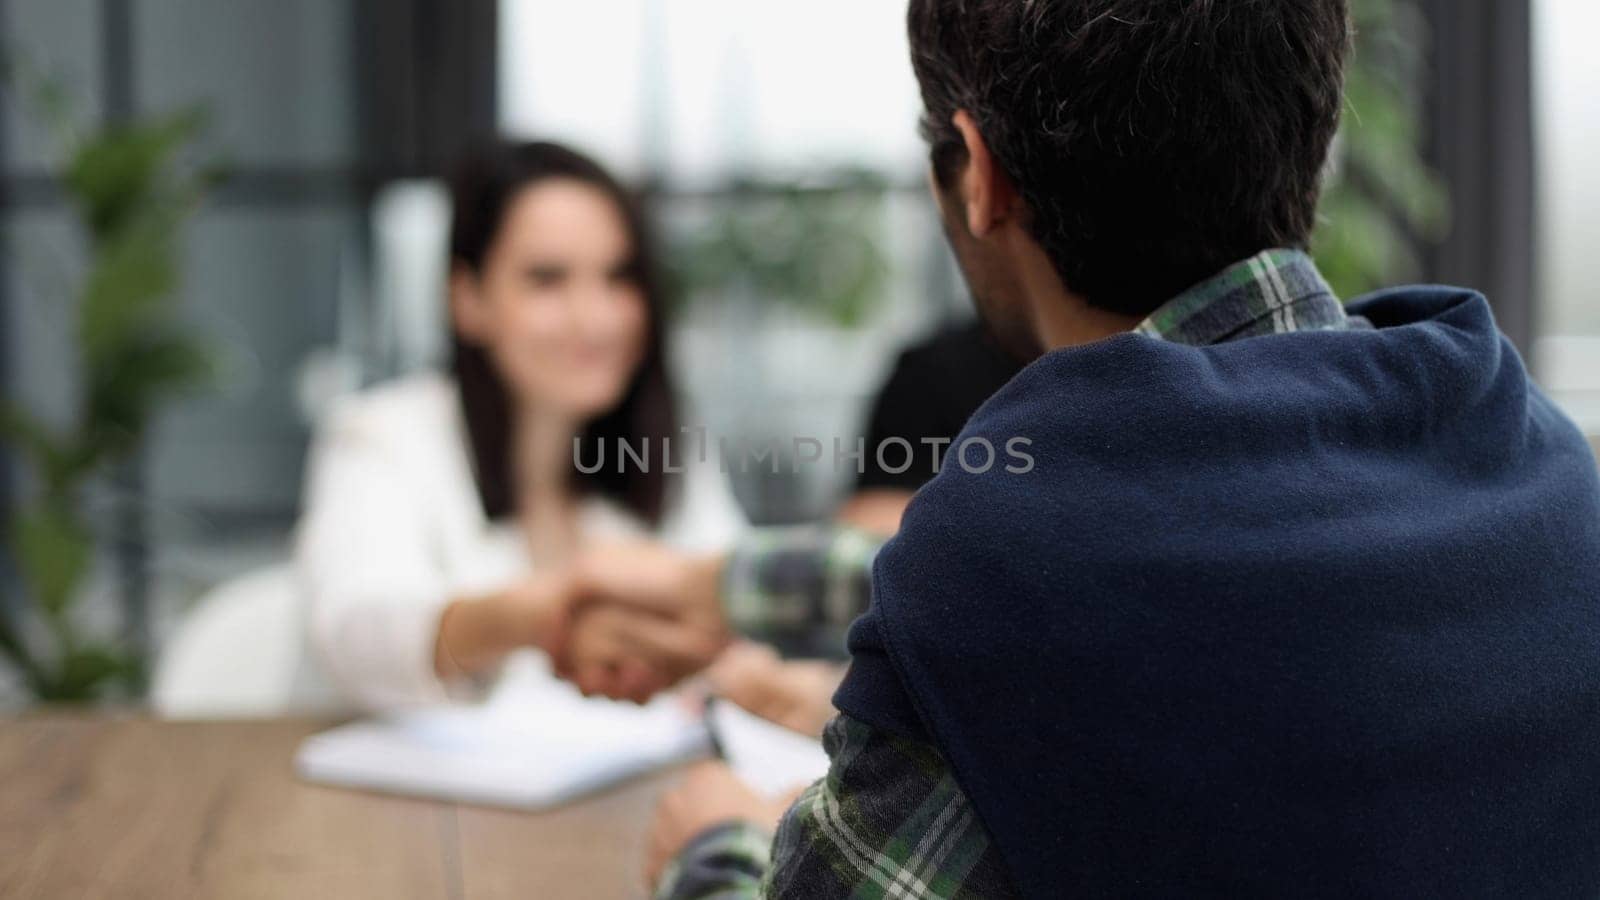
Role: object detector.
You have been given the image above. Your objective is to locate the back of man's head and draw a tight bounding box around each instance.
[908,0,1350,317]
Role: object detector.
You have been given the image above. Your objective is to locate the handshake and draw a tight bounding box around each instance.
[438,542,829,888]
[554,541,733,702]
[435,541,735,703]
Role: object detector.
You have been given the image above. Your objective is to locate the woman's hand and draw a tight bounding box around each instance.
[570,541,728,634]
[433,572,574,680]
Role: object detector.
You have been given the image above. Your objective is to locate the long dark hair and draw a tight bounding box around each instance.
[448,139,676,525]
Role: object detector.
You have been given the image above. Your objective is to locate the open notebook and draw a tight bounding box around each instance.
[295,659,830,809]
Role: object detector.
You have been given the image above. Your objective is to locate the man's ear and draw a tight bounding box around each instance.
[449,265,488,343]
[952,109,1019,238]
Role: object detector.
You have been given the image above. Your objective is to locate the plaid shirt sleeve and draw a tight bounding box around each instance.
[654,715,1019,900]
[653,821,774,899]
[720,526,883,638]
[656,248,1354,900]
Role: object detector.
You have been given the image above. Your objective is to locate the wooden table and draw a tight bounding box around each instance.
[0,717,681,899]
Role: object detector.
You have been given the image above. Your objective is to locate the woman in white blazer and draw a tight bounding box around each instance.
[296,141,743,712]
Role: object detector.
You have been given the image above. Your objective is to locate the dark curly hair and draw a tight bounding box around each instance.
[908,0,1351,316]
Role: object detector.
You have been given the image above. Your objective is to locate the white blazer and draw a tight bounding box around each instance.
[295,372,746,711]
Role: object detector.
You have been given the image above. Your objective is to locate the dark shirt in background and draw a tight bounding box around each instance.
[856,320,1022,492]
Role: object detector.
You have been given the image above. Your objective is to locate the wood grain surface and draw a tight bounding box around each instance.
[0,716,679,900]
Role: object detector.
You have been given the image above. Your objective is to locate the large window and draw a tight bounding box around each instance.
[499,0,924,182]
[1534,0,1600,433]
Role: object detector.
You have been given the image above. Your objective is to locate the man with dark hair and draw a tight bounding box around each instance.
[568,1,1600,896]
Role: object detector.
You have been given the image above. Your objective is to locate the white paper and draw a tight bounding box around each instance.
[295,658,832,809]
[709,700,833,798]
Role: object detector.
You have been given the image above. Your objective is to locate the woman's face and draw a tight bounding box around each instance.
[453,178,650,420]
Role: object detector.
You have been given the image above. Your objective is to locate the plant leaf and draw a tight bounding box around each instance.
[77,334,214,465]
[0,400,66,472]
[11,505,91,618]
[0,608,43,688]
[62,106,209,242]
[53,644,142,701]
[77,216,181,365]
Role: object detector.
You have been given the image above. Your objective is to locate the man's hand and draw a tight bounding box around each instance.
[557,542,732,699]
[707,642,844,739]
[645,761,788,888]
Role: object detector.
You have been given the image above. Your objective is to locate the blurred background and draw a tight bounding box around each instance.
[0,0,1594,709]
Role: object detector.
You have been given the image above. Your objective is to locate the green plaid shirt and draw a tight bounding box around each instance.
[722,525,883,641]
[658,250,1355,900]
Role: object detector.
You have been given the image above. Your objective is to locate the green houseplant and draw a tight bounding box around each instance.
[669,169,892,328]
[0,68,218,703]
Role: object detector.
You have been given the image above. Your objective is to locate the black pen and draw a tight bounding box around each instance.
[702,693,729,761]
